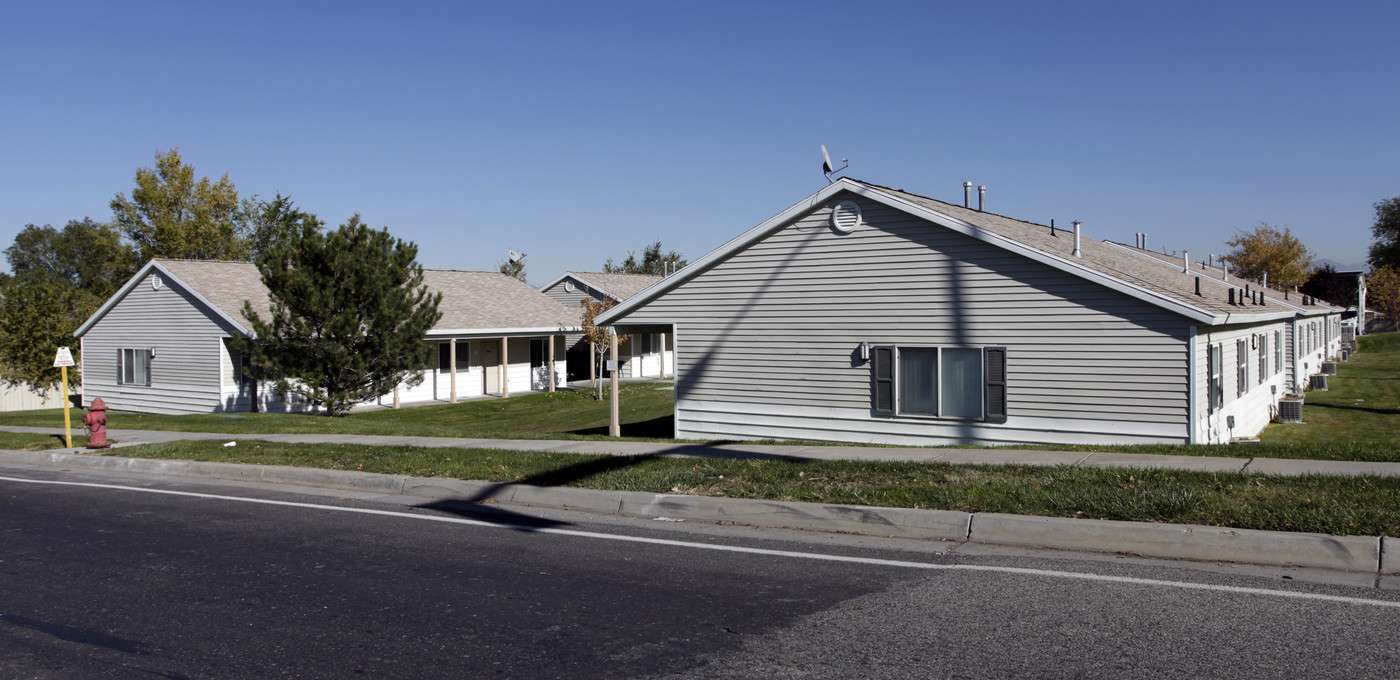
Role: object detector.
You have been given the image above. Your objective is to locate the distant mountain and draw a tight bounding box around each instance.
[1312,258,1369,273]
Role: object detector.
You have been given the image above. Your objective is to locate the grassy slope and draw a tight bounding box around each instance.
[0,383,678,441]
[116,439,1400,537]
[1258,332,1400,449]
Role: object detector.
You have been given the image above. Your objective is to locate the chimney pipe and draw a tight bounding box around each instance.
[1142,233,1147,251]
[1072,221,1082,257]
[1223,264,1229,282]
[1183,251,1189,273]
[1262,272,1268,289]
[977,185,986,212]
[963,182,972,208]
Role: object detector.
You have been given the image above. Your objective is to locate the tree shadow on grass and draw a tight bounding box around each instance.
[1307,401,1400,416]
[567,414,674,439]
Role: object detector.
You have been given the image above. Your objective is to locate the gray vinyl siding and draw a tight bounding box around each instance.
[541,277,600,367]
[79,271,239,414]
[612,195,1194,445]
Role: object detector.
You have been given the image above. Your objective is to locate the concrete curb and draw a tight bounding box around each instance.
[0,448,1388,576]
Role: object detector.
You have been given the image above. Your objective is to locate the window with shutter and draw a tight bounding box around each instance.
[1207,344,1223,413]
[871,345,895,417]
[1236,339,1248,397]
[984,346,1008,423]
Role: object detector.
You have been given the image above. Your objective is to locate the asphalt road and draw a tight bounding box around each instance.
[2,464,1398,679]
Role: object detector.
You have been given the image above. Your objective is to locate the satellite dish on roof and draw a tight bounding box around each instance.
[821,145,849,184]
[508,249,524,264]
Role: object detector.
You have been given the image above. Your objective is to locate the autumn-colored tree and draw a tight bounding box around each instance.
[1367,265,1400,324]
[110,148,250,261]
[1224,223,1313,288]
[580,297,627,400]
[497,249,526,282]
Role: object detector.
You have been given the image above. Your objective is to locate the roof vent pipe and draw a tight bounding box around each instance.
[1072,221,1082,257]
[1229,289,1236,305]
[1050,219,1056,236]
[1208,254,1214,267]
[1183,251,1189,273]
[1223,264,1229,282]
[1195,277,1201,296]
[1142,233,1147,251]
[963,182,972,208]
[1262,272,1268,289]
[978,185,986,212]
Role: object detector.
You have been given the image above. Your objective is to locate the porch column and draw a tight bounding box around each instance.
[500,336,508,398]
[449,339,458,403]
[609,328,620,437]
[660,331,668,380]
[548,334,556,392]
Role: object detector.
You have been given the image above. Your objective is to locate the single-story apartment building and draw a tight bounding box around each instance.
[598,177,1343,446]
[538,271,673,381]
[75,259,580,414]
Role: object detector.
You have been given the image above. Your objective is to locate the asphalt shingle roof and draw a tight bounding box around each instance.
[155,260,579,334]
[566,272,662,301]
[851,180,1343,318]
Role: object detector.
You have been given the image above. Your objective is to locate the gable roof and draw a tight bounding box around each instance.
[76,260,581,339]
[599,178,1342,327]
[539,271,663,302]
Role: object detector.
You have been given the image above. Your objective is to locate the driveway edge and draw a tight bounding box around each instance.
[0,449,1385,575]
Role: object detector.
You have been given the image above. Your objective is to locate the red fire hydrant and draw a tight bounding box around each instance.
[83,398,110,449]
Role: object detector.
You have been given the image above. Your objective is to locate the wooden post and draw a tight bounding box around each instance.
[60,366,72,448]
[499,337,508,398]
[589,341,596,388]
[660,331,668,380]
[547,334,556,392]
[609,328,620,437]
[449,339,458,403]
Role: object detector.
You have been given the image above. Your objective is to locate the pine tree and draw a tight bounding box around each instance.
[236,215,442,415]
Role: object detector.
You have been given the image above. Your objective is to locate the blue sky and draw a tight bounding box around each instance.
[3,1,1396,282]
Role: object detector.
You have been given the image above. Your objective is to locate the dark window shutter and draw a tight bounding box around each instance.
[984,346,1008,423]
[871,345,895,417]
[117,349,124,385]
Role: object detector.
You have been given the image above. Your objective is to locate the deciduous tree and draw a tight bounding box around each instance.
[5,218,138,299]
[0,275,98,390]
[1368,197,1400,271]
[580,297,626,400]
[1224,223,1313,288]
[110,148,249,261]
[235,215,443,416]
[497,249,526,282]
[603,241,685,276]
[1367,265,1400,324]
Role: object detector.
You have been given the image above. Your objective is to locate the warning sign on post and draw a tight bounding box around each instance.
[53,347,75,368]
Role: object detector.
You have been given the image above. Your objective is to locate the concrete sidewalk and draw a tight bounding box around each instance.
[5,424,1399,478]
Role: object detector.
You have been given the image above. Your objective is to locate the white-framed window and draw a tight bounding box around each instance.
[1257,334,1268,386]
[871,345,1006,422]
[890,346,983,419]
[118,348,152,386]
[1236,339,1248,397]
[1208,344,1224,413]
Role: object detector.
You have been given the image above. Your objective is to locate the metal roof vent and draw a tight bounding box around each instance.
[831,200,862,233]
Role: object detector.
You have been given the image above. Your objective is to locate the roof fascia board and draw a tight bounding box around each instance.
[848,184,1217,324]
[74,261,255,339]
[598,181,852,325]
[425,326,582,338]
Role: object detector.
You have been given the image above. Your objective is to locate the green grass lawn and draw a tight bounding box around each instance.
[110,438,1400,537]
[0,383,677,441]
[1259,332,1400,451]
[0,430,88,450]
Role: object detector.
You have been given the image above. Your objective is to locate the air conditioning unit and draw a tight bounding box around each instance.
[1278,398,1303,423]
[1341,349,1351,362]
[1309,374,1328,391]
[1322,361,1337,375]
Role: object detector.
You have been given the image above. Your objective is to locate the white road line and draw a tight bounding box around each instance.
[5,474,1398,609]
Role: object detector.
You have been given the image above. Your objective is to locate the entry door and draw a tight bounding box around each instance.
[530,339,546,390]
[481,343,498,394]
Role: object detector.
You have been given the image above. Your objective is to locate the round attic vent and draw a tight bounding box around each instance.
[563,280,576,293]
[151,274,163,291]
[831,200,862,233]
